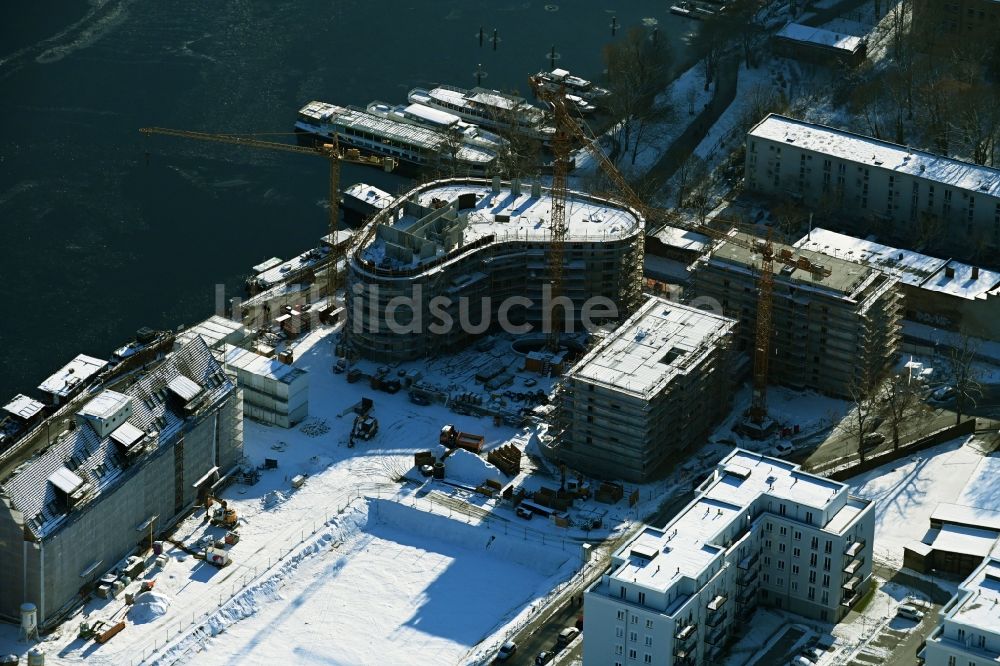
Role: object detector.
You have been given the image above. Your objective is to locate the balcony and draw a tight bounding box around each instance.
[707,594,728,612]
[738,584,758,606]
[706,623,728,646]
[738,550,760,571]
[737,568,759,588]
[706,609,728,628]
[845,540,865,558]
[844,557,863,575]
[674,623,696,643]
[841,589,861,607]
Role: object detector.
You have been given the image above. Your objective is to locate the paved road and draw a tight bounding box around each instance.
[496,491,695,666]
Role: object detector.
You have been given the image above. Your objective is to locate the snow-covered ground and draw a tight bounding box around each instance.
[572,60,713,181]
[847,437,986,567]
[0,324,686,665]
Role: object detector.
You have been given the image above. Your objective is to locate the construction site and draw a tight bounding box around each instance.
[0,64,939,666]
[555,296,739,482]
[344,176,645,361]
[691,232,903,400]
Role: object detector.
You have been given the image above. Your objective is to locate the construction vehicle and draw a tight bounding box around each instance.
[439,424,484,453]
[78,618,126,644]
[352,414,379,441]
[140,127,395,299]
[205,497,238,528]
[534,85,831,430]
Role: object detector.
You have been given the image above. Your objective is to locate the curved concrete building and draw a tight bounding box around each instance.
[345,178,644,361]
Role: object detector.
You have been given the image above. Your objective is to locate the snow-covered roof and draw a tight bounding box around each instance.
[932,502,1000,532]
[750,114,1000,198]
[775,22,864,53]
[37,354,107,398]
[403,103,460,127]
[702,450,846,512]
[3,394,44,421]
[609,449,866,596]
[174,315,246,352]
[929,524,999,558]
[794,228,1000,299]
[653,225,710,252]
[224,345,308,385]
[2,337,234,539]
[710,233,880,299]
[254,247,328,289]
[344,183,393,210]
[78,390,131,421]
[565,297,736,399]
[357,179,642,273]
[948,557,1000,634]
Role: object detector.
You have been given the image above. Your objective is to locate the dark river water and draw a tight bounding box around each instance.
[0,0,694,401]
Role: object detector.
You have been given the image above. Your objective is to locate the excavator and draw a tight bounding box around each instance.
[204,496,238,528]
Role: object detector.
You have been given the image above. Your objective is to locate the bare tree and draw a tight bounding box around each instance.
[844,380,879,464]
[773,199,808,241]
[948,335,983,426]
[603,26,674,168]
[878,373,923,451]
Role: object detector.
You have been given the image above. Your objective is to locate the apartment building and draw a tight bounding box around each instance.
[744,114,1000,252]
[584,449,875,666]
[690,233,902,398]
[0,337,243,629]
[345,177,644,362]
[795,228,1000,341]
[557,297,738,483]
[920,554,1000,666]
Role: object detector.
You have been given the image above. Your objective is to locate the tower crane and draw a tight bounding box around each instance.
[139,127,396,299]
[537,87,829,427]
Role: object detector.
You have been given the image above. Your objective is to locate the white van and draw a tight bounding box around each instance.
[897,603,925,620]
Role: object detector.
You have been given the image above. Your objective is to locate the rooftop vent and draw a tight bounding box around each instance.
[945,265,956,279]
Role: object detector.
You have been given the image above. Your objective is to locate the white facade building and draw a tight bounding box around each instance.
[745,114,1000,251]
[583,449,875,666]
[223,345,308,428]
[921,554,1000,666]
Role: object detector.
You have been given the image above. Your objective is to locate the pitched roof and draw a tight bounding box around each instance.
[1,337,234,539]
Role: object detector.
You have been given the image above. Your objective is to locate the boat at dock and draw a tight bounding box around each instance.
[528,68,611,106]
[407,85,555,143]
[366,101,509,153]
[294,101,498,174]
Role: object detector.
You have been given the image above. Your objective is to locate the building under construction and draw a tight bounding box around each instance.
[691,234,902,398]
[0,337,243,629]
[556,297,739,483]
[345,177,645,361]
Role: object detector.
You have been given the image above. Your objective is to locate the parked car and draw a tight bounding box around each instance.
[771,441,794,457]
[535,651,553,665]
[557,626,581,646]
[516,506,533,520]
[897,603,925,621]
[523,377,538,387]
[862,432,885,448]
[790,656,814,666]
[496,640,517,661]
[930,385,955,402]
[409,392,431,406]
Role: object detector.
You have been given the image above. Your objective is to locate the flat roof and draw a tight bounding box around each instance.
[566,297,735,399]
[359,179,642,272]
[710,232,879,299]
[795,228,1000,299]
[38,354,107,397]
[224,345,308,385]
[931,524,999,559]
[653,225,710,252]
[344,183,393,210]
[775,22,864,52]
[609,449,862,595]
[950,557,1000,634]
[749,114,1000,198]
[78,390,131,421]
[932,502,1000,532]
[702,450,845,511]
[3,394,44,421]
[109,421,146,448]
